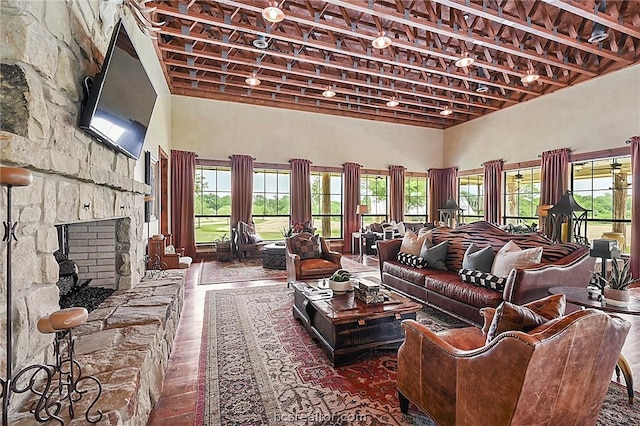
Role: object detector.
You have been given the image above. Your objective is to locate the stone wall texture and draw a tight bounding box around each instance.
[1,0,150,399]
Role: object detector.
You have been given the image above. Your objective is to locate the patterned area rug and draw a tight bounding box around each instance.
[195,286,639,425]
[198,257,376,285]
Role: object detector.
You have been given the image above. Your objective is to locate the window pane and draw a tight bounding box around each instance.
[404,176,428,221]
[194,166,231,243]
[572,156,631,253]
[311,171,342,238]
[503,167,540,228]
[253,169,291,237]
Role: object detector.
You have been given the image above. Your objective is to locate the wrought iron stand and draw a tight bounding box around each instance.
[1,167,103,424]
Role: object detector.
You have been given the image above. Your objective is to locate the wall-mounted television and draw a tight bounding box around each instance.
[79,20,157,160]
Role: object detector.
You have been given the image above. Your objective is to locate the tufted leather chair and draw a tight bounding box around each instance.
[397,308,630,425]
[285,232,342,285]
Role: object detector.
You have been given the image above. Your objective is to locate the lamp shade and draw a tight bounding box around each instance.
[442,198,461,210]
[548,191,588,214]
[356,204,369,214]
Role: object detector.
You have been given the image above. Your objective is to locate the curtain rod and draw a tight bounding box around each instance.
[228,155,256,160]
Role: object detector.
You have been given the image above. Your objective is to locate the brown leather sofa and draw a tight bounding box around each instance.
[285,232,342,284]
[377,221,595,324]
[397,308,630,425]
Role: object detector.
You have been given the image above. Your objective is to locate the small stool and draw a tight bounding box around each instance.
[35,307,102,423]
[38,307,88,333]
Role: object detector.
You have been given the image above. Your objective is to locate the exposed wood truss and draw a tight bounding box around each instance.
[149,0,640,129]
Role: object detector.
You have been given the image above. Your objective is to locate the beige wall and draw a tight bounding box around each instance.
[171,96,443,172]
[444,63,640,171]
[120,18,172,236]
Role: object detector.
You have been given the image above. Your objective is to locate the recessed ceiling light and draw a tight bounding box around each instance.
[322,86,336,98]
[588,23,609,43]
[386,97,399,107]
[262,0,285,23]
[245,72,261,86]
[454,54,474,68]
[520,69,540,84]
[440,107,453,116]
[252,35,269,49]
[372,31,392,49]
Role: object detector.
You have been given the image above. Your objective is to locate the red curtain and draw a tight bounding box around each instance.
[540,148,570,205]
[429,168,458,225]
[343,162,361,253]
[230,154,254,229]
[290,158,312,225]
[483,159,503,224]
[170,150,197,257]
[389,165,405,222]
[630,136,640,279]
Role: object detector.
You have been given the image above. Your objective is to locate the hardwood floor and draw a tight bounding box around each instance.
[146,254,640,425]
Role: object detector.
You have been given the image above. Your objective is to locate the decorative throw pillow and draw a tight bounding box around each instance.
[295,234,322,260]
[458,268,506,291]
[484,294,566,343]
[238,221,257,245]
[248,233,263,244]
[462,243,495,272]
[485,302,548,343]
[400,230,430,256]
[165,244,176,255]
[397,252,425,268]
[491,241,543,278]
[396,221,406,237]
[420,240,448,270]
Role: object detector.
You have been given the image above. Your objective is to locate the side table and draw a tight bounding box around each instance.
[549,286,640,403]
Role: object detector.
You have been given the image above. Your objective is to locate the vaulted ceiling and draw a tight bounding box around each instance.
[147,1,640,129]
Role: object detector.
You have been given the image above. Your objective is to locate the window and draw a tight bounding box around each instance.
[404,175,428,223]
[572,157,632,254]
[311,171,343,238]
[360,174,388,227]
[252,168,290,240]
[503,167,541,228]
[458,174,484,223]
[194,165,231,244]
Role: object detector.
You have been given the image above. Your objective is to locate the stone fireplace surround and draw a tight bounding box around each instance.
[0,1,176,423]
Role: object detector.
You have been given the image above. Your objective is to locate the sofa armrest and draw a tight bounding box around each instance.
[377,239,402,279]
[503,253,596,305]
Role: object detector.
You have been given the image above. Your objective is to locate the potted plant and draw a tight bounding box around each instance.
[596,260,639,307]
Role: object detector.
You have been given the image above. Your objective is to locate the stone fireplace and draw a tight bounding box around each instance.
[1,0,151,389]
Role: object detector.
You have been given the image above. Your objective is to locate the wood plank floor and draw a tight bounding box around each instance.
[146,254,640,425]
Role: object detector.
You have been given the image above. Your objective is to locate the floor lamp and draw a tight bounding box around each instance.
[356,204,368,258]
[356,204,369,232]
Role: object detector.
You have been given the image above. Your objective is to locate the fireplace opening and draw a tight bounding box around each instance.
[54,219,127,312]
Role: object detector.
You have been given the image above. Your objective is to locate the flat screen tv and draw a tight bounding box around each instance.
[79,20,157,160]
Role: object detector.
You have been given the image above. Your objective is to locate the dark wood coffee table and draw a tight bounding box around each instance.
[292,280,422,366]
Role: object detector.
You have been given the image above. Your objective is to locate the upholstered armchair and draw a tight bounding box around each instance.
[285,232,342,285]
[397,307,630,425]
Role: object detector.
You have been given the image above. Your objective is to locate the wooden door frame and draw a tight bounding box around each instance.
[158,146,169,235]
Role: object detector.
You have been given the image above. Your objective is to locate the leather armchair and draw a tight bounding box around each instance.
[398,309,630,425]
[285,232,342,285]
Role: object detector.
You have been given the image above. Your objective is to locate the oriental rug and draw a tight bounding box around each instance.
[198,257,377,285]
[195,285,639,425]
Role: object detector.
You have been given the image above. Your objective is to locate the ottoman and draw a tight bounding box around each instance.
[263,242,286,270]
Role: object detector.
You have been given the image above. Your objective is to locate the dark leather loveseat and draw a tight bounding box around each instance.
[377,221,595,324]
